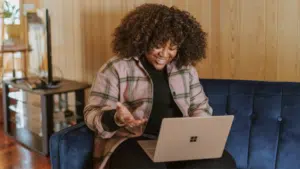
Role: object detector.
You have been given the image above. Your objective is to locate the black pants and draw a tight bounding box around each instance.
[109,137,236,169]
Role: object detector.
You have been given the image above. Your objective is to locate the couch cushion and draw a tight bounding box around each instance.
[201,79,300,169]
[226,94,252,169]
[226,80,257,169]
[201,79,230,116]
[248,82,282,169]
[50,122,94,169]
[277,95,300,169]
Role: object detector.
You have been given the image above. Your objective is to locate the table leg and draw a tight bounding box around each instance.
[2,83,10,134]
[12,52,15,78]
[23,51,27,77]
[41,94,53,155]
[75,90,85,123]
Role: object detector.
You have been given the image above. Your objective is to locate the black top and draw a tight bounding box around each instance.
[141,58,182,136]
[101,58,182,135]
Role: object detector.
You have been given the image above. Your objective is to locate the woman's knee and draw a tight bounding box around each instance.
[110,158,166,169]
[183,150,236,169]
[109,139,167,169]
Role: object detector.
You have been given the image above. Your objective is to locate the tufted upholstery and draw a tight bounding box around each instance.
[50,122,94,169]
[50,79,300,169]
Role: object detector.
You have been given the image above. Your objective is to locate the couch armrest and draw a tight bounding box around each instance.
[50,122,94,169]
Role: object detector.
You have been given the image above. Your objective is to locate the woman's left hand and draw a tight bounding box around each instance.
[115,102,148,128]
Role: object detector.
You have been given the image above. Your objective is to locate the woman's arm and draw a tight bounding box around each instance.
[188,66,213,117]
[83,61,120,139]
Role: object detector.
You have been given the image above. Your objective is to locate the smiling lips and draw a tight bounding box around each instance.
[156,57,168,65]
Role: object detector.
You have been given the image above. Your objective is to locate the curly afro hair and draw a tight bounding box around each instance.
[112,3,207,68]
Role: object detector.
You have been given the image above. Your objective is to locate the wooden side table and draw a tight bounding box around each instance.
[2,78,90,155]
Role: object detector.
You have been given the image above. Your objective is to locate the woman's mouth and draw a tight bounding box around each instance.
[156,58,167,65]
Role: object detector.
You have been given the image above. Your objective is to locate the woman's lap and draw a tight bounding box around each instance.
[109,138,236,169]
[181,151,236,169]
[109,138,167,169]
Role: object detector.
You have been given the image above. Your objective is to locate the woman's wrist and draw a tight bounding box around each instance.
[101,110,122,132]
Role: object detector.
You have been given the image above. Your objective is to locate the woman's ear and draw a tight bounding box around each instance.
[175,54,180,61]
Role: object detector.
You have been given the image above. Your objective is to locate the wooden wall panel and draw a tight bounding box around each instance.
[238,0,266,80]
[265,0,278,81]
[219,0,240,79]
[189,0,213,79]
[37,0,300,83]
[277,0,300,81]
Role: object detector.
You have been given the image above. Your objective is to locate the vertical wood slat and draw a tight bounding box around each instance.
[265,0,278,81]
[188,0,213,78]
[277,0,300,81]
[237,0,266,80]
[62,0,74,81]
[219,0,241,79]
[73,0,83,81]
[85,0,93,83]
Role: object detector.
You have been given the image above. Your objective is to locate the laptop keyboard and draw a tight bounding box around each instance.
[146,149,155,157]
[138,140,157,158]
[139,140,157,149]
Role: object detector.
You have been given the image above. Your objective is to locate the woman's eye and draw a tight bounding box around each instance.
[170,47,178,51]
[154,45,162,49]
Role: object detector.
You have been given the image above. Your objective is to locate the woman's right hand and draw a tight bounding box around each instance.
[115,102,147,128]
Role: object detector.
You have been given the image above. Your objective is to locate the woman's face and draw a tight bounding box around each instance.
[145,40,178,70]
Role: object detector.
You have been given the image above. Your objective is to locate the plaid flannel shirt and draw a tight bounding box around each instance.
[84,56,213,169]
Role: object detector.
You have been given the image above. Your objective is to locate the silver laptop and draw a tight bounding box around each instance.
[138,115,234,162]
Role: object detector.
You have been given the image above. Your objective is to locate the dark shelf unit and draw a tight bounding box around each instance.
[2,78,90,155]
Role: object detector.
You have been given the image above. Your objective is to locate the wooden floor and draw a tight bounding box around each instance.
[0,124,51,169]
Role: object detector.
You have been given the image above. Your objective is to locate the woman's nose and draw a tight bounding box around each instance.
[159,48,169,58]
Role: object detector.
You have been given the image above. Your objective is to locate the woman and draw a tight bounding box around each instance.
[84,3,236,169]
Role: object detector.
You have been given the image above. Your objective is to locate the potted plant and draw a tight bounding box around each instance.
[3,0,20,24]
[2,0,21,41]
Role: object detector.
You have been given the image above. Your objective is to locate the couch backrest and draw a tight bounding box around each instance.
[200,79,300,169]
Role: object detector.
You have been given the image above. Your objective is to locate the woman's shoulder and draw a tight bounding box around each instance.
[99,56,138,73]
[104,56,130,65]
[172,63,199,80]
[172,61,195,73]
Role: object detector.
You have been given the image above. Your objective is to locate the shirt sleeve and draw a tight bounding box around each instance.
[101,109,121,132]
[188,66,213,117]
[83,60,120,139]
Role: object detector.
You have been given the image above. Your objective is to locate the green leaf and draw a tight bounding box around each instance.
[3,11,12,18]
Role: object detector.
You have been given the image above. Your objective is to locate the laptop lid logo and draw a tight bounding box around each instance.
[190,136,198,143]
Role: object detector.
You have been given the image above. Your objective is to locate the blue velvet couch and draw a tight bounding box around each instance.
[50,79,300,169]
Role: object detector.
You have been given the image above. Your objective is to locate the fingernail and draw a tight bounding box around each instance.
[117,102,122,107]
